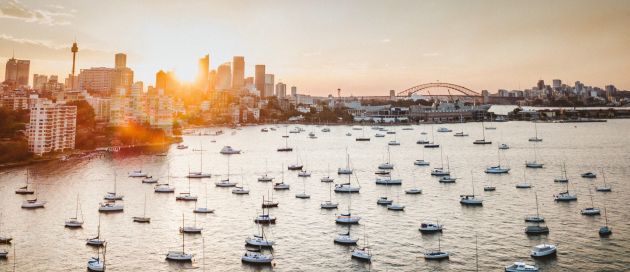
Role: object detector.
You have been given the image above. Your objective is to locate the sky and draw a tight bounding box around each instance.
[0,0,629,96]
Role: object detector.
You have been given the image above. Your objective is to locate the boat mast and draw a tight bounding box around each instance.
[475,233,479,272]
[143,193,147,217]
[75,193,79,219]
[181,213,185,253]
[471,170,475,196]
[481,120,486,140]
[604,207,609,227]
[535,192,541,227]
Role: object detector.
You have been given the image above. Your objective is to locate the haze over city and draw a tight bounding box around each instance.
[1,0,630,95]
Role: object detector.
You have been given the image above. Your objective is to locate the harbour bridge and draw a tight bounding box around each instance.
[396,82,482,102]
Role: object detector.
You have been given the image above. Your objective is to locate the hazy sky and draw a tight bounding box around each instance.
[1,0,629,96]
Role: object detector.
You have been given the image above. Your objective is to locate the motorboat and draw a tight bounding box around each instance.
[375,177,402,185]
[335,213,361,224]
[334,231,358,244]
[176,144,188,149]
[98,202,123,212]
[376,197,393,205]
[439,176,457,183]
[437,127,452,132]
[531,244,557,258]
[499,143,510,150]
[419,222,443,233]
[581,172,596,178]
[414,159,430,166]
[246,235,274,247]
[220,146,241,154]
[154,184,175,193]
[241,251,273,264]
[128,170,147,178]
[142,176,158,183]
[405,188,422,194]
[334,183,360,193]
[273,182,290,190]
[21,198,46,209]
[505,262,539,272]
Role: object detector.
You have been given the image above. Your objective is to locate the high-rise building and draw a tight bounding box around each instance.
[28,97,77,156]
[33,74,48,90]
[264,74,275,97]
[70,41,78,90]
[78,67,115,93]
[552,79,562,89]
[232,56,245,90]
[115,53,127,69]
[156,70,167,91]
[215,62,232,90]
[114,68,134,91]
[4,57,30,87]
[275,82,287,98]
[197,54,209,89]
[255,65,266,97]
[291,86,297,97]
[536,80,545,91]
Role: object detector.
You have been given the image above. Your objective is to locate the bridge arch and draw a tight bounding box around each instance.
[397,82,480,97]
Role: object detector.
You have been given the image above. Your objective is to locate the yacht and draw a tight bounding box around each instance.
[486,148,510,174]
[128,169,147,178]
[194,184,214,213]
[141,176,158,184]
[65,194,84,228]
[104,174,123,200]
[87,245,106,271]
[580,189,600,215]
[377,146,395,169]
[531,243,557,258]
[337,151,353,174]
[295,178,310,199]
[220,146,241,154]
[15,169,34,194]
[375,176,402,185]
[154,183,175,193]
[437,127,452,132]
[525,142,543,168]
[241,251,273,264]
[179,214,202,234]
[599,207,612,236]
[258,161,274,182]
[321,183,338,209]
[187,144,212,178]
[460,171,482,206]
[21,198,46,209]
[133,193,151,223]
[528,122,543,142]
[424,234,449,260]
[176,143,188,149]
[98,201,124,212]
[334,183,360,193]
[498,143,510,150]
[554,162,569,182]
[581,172,597,178]
[505,262,539,272]
[419,221,443,233]
[166,216,194,262]
[596,169,612,192]
[246,234,275,247]
[334,230,358,244]
[554,179,577,202]
[387,193,405,211]
[516,169,532,188]
[473,121,492,144]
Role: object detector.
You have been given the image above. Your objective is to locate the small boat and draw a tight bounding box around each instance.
[346,132,352,136]
[87,245,106,271]
[154,183,175,193]
[375,133,385,137]
[516,169,531,188]
[416,139,430,144]
[414,159,430,166]
[484,185,496,191]
[307,131,317,138]
[498,143,510,150]
[165,217,193,262]
[261,128,268,132]
[375,177,402,185]
[220,146,241,154]
[453,132,468,137]
[179,213,202,234]
[246,234,274,247]
[295,177,310,199]
[86,215,105,247]
[15,169,34,194]
[581,172,597,178]
[104,173,123,200]
[65,194,84,228]
[419,221,443,233]
[424,234,449,260]
[596,169,612,192]
[273,182,290,190]
[525,225,549,235]
[554,162,569,183]
[460,171,482,206]
[580,189,600,215]
[424,143,440,148]
[554,179,577,202]
[241,251,273,264]
[258,174,274,182]
[377,197,393,205]
[405,187,422,194]
[437,127,452,132]
[531,243,557,258]
[388,140,400,145]
[439,176,457,183]
[322,127,331,132]
[142,176,158,184]
[351,246,372,262]
[262,191,279,208]
[374,169,390,175]
[297,170,311,177]
[177,178,198,201]
[402,127,413,130]
[505,261,539,272]
[254,213,276,224]
[486,149,510,174]
[0,249,8,258]
[133,193,151,223]
[473,121,491,144]
[334,230,358,244]
[524,215,544,223]
[336,212,361,224]
[525,142,543,168]
[21,198,46,209]
[128,170,147,178]
[338,151,353,174]
[277,137,293,152]
[599,207,612,236]
[334,183,360,193]
[387,192,405,211]
[98,201,123,212]
[321,176,334,182]
[176,144,188,149]
[528,122,543,142]
[320,182,338,209]
[288,164,303,170]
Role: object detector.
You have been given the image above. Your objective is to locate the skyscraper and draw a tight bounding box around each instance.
[291,86,297,97]
[264,74,275,97]
[215,62,232,90]
[78,67,115,93]
[156,70,167,91]
[232,56,245,90]
[275,82,287,98]
[115,53,126,69]
[255,65,265,97]
[197,54,209,89]
[70,41,78,90]
[4,57,30,87]
[33,74,48,90]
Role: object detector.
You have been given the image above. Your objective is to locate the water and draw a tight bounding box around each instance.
[1,120,630,271]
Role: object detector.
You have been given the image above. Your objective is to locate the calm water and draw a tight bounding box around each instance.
[1,120,630,271]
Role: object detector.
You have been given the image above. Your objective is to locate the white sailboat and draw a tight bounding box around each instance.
[258,160,274,182]
[180,213,202,234]
[65,194,84,228]
[21,184,46,209]
[595,168,612,192]
[387,191,405,211]
[431,147,450,176]
[215,156,237,187]
[245,223,275,247]
[188,144,212,178]
[321,164,334,182]
[334,174,360,193]
[351,227,372,262]
[273,165,290,190]
[133,193,151,223]
[337,149,353,174]
[473,121,492,144]
[554,177,577,202]
[528,121,543,142]
[288,149,304,170]
[334,226,358,244]
[87,243,106,271]
[516,169,532,189]
[177,177,198,201]
[525,142,544,168]
[232,169,250,194]
[254,197,277,224]
[378,145,394,170]
[321,182,338,209]
[580,189,601,215]
[485,148,510,174]
[419,220,443,233]
[194,184,215,213]
[295,176,310,199]
[154,163,175,193]
[424,233,449,260]
[0,213,13,244]
[86,214,105,246]
[166,215,193,262]
[414,142,430,166]
[505,262,539,272]
[405,172,422,194]
[438,156,457,183]
[15,169,34,195]
[524,192,545,223]
[335,187,361,224]
[553,162,569,183]
[531,243,557,258]
[103,172,123,201]
[460,171,483,206]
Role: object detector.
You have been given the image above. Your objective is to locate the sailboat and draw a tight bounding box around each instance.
[15,169,34,195]
[524,192,545,223]
[232,169,251,194]
[554,162,569,183]
[177,177,198,201]
[387,191,405,211]
[431,147,450,176]
[273,165,290,190]
[242,226,274,264]
[154,163,175,193]
[297,156,311,177]
[525,142,544,168]
[288,150,304,170]
[0,213,12,244]
[180,213,202,234]
[377,181,394,205]
[414,143,430,166]
[21,183,46,209]
[86,214,105,246]
[166,215,193,262]
[438,156,457,183]
[378,145,395,169]
[337,149,353,174]
[194,184,215,213]
[215,156,237,187]
[405,172,423,194]
[580,189,601,215]
[485,148,510,174]
[355,125,370,141]
[483,176,496,191]
[388,134,400,145]
[473,120,492,144]
[554,177,577,202]
[295,176,310,199]
[424,126,439,148]
[133,193,151,223]
[419,220,443,233]
[262,190,279,208]
[334,174,360,193]
[595,168,612,192]
[375,170,402,185]
[258,160,274,182]
[321,164,334,182]
[351,226,372,262]
[528,121,543,142]
[334,226,358,244]
[454,115,469,136]
[254,197,277,224]
[424,233,449,260]
[277,136,293,152]
[460,171,483,205]
[65,193,84,228]
[104,172,123,200]
[335,186,361,224]
[87,242,106,271]
[187,143,212,178]
[525,192,550,235]
[321,182,338,209]
[599,207,612,236]
[245,223,275,247]
[516,169,532,189]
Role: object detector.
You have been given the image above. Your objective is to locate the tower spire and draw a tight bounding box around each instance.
[70,40,79,91]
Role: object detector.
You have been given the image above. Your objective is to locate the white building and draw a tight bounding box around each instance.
[28,98,77,156]
[275,82,287,98]
[264,74,274,97]
[78,67,115,93]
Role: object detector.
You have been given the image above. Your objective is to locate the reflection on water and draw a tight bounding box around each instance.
[1,120,630,271]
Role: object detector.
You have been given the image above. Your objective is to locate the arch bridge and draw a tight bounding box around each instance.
[397,82,481,100]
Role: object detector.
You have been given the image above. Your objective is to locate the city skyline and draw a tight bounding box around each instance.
[1,0,630,95]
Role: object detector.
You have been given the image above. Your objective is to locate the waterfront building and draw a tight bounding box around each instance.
[28,97,77,156]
